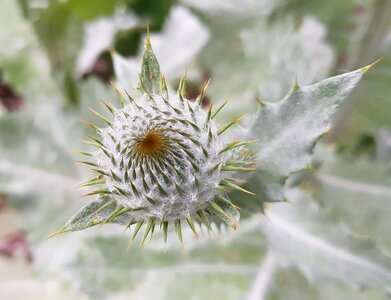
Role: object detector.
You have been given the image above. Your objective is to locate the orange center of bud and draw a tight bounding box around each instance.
[135,131,167,157]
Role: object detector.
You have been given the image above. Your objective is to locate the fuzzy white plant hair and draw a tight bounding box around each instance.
[75,37,256,246]
[96,91,225,220]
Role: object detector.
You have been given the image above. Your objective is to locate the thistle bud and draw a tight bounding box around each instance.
[96,92,225,221]
[58,37,256,245]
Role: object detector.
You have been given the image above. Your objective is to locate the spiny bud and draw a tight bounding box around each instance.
[57,36,256,246]
[96,92,225,221]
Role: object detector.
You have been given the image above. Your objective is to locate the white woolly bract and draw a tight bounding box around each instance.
[95,92,227,221]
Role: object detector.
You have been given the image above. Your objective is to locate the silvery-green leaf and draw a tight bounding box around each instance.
[140,37,162,94]
[269,0,359,56]
[37,217,267,299]
[260,188,391,291]
[330,1,391,149]
[259,266,388,300]
[332,53,391,149]
[0,258,85,300]
[199,16,333,120]
[183,0,277,14]
[311,146,391,251]
[0,0,55,102]
[0,113,82,239]
[250,67,367,202]
[31,1,83,106]
[0,114,78,197]
[52,197,119,235]
[241,16,333,102]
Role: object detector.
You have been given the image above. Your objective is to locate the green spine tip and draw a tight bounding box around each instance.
[80,119,98,130]
[108,47,117,56]
[305,162,315,171]
[99,99,116,115]
[45,226,68,239]
[255,96,265,107]
[211,100,229,119]
[141,218,155,247]
[220,180,255,196]
[217,115,244,135]
[361,57,383,73]
[197,78,211,106]
[186,216,199,239]
[163,221,168,248]
[88,107,112,126]
[128,221,144,250]
[181,68,188,97]
[146,25,152,49]
[293,77,300,91]
[109,81,128,105]
[175,219,184,246]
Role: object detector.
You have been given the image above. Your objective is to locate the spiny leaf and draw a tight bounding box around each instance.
[128,220,144,249]
[197,210,213,232]
[220,180,255,196]
[211,100,229,119]
[217,115,243,135]
[88,107,112,126]
[196,78,211,106]
[49,197,118,235]
[249,66,368,203]
[186,216,198,238]
[140,33,162,95]
[175,219,183,245]
[141,218,155,247]
[209,198,240,230]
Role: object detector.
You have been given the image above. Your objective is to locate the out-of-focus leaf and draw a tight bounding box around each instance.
[126,0,176,30]
[37,217,267,299]
[0,113,83,240]
[32,2,83,106]
[67,0,118,21]
[111,6,209,96]
[261,188,391,291]
[265,267,388,300]
[146,6,209,79]
[270,0,359,58]
[76,12,139,76]
[249,67,365,203]
[332,54,391,149]
[0,257,85,300]
[183,0,277,15]
[111,51,140,97]
[0,0,53,97]
[330,1,391,151]
[310,147,391,251]
[0,114,78,194]
[39,191,391,299]
[199,16,333,119]
[376,129,391,161]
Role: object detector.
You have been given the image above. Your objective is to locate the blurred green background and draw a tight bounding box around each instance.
[0,0,390,299]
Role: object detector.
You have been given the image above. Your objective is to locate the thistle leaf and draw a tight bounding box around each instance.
[261,188,391,290]
[250,67,368,202]
[209,197,240,229]
[140,34,162,95]
[51,197,120,234]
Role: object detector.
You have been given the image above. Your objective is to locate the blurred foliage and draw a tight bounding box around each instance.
[0,0,390,299]
[67,0,118,20]
[126,0,177,30]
